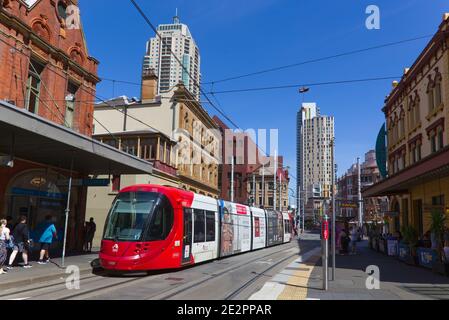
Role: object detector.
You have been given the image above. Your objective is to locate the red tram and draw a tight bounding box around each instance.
[100,185,292,271]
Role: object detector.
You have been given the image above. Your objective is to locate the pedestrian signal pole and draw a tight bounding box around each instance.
[322,214,329,291]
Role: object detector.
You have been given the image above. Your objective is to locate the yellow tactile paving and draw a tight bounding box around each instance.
[277,254,321,300]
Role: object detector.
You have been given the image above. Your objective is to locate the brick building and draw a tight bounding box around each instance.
[0,0,151,253]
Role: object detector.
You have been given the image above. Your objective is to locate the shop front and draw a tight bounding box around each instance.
[0,101,153,253]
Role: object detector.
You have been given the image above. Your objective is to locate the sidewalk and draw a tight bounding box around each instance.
[250,237,449,300]
[1,252,100,291]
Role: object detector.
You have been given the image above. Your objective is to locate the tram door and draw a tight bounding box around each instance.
[182,208,193,264]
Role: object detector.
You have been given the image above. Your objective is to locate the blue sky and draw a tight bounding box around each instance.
[79,0,449,192]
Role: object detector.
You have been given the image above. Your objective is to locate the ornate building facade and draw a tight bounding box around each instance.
[364,13,449,236]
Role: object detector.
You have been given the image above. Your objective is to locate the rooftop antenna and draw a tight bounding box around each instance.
[173,8,180,24]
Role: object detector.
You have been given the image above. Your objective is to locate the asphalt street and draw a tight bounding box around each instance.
[0,234,321,300]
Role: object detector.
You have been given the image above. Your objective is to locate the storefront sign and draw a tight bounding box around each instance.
[417,247,437,269]
[398,243,410,261]
[11,187,67,200]
[57,179,110,187]
[387,240,398,256]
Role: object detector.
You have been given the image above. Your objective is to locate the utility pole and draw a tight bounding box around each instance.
[331,138,336,281]
[231,155,234,202]
[357,157,363,228]
[252,174,256,207]
[302,184,307,234]
[274,149,277,211]
[262,164,265,207]
[279,170,282,211]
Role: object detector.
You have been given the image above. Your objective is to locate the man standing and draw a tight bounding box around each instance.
[84,218,96,253]
[37,215,57,264]
[7,215,32,269]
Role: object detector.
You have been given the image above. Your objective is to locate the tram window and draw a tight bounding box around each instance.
[193,209,205,243]
[145,196,174,241]
[205,211,215,242]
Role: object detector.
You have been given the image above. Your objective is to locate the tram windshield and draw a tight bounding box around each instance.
[103,192,158,241]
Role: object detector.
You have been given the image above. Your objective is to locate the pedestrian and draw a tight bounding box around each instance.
[0,219,11,274]
[6,216,13,231]
[84,217,96,253]
[37,215,57,264]
[340,229,349,254]
[350,227,358,254]
[7,215,32,269]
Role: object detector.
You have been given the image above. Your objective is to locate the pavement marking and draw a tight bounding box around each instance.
[248,247,321,301]
[277,253,320,300]
[8,297,30,300]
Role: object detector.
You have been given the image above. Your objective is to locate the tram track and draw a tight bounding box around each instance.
[58,242,300,300]
[143,241,317,300]
[2,239,318,300]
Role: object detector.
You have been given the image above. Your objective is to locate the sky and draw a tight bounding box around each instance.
[79,0,449,195]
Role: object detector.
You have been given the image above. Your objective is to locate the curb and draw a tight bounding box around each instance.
[1,267,95,291]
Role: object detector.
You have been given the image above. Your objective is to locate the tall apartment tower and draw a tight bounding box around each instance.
[296,103,320,212]
[297,103,335,218]
[143,12,201,100]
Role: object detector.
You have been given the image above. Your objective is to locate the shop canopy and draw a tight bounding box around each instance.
[363,146,449,198]
[0,101,153,175]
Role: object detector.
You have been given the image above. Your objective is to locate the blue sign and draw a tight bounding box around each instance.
[83,179,110,187]
[11,188,67,200]
[398,243,410,261]
[417,247,437,269]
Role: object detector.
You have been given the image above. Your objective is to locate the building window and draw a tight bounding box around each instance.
[193,209,205,243]
[437,127,444,151]
[65,81,78,128]
[140,138,157,160]
[431,133,437,153]
[103,138,118,148]
[57,1,67,19]
[121,138,138,156]
[205,211,215,242]
[111,175,121,192]
[268,197,274,206]
[25,59,44,114]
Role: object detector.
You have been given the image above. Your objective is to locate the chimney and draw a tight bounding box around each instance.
[141,69,158,102]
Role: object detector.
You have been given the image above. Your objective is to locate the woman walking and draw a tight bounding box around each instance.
[0,219,11,274]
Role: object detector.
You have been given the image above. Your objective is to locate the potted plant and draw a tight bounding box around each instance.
[401,225,418,265]
[430,209,447,275]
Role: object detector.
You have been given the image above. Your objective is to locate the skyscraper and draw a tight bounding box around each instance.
[296,103,334,220]
[143,11,201,100]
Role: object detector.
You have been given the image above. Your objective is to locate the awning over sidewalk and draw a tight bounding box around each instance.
[363,146,449,198]
[0,101,153,175]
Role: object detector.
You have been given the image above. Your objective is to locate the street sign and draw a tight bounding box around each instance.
[57,178,110,187]
[340,202,358,209]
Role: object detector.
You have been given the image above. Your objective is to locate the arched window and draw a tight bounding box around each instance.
[414,93,420,127]
[399,109,405,138]
[434,71,442,108]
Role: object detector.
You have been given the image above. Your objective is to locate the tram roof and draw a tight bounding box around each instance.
[0,101,153,175]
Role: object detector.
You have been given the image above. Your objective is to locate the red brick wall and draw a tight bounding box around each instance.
[0,0,99,136]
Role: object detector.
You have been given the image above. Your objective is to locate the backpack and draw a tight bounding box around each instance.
[6,235,15,250]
